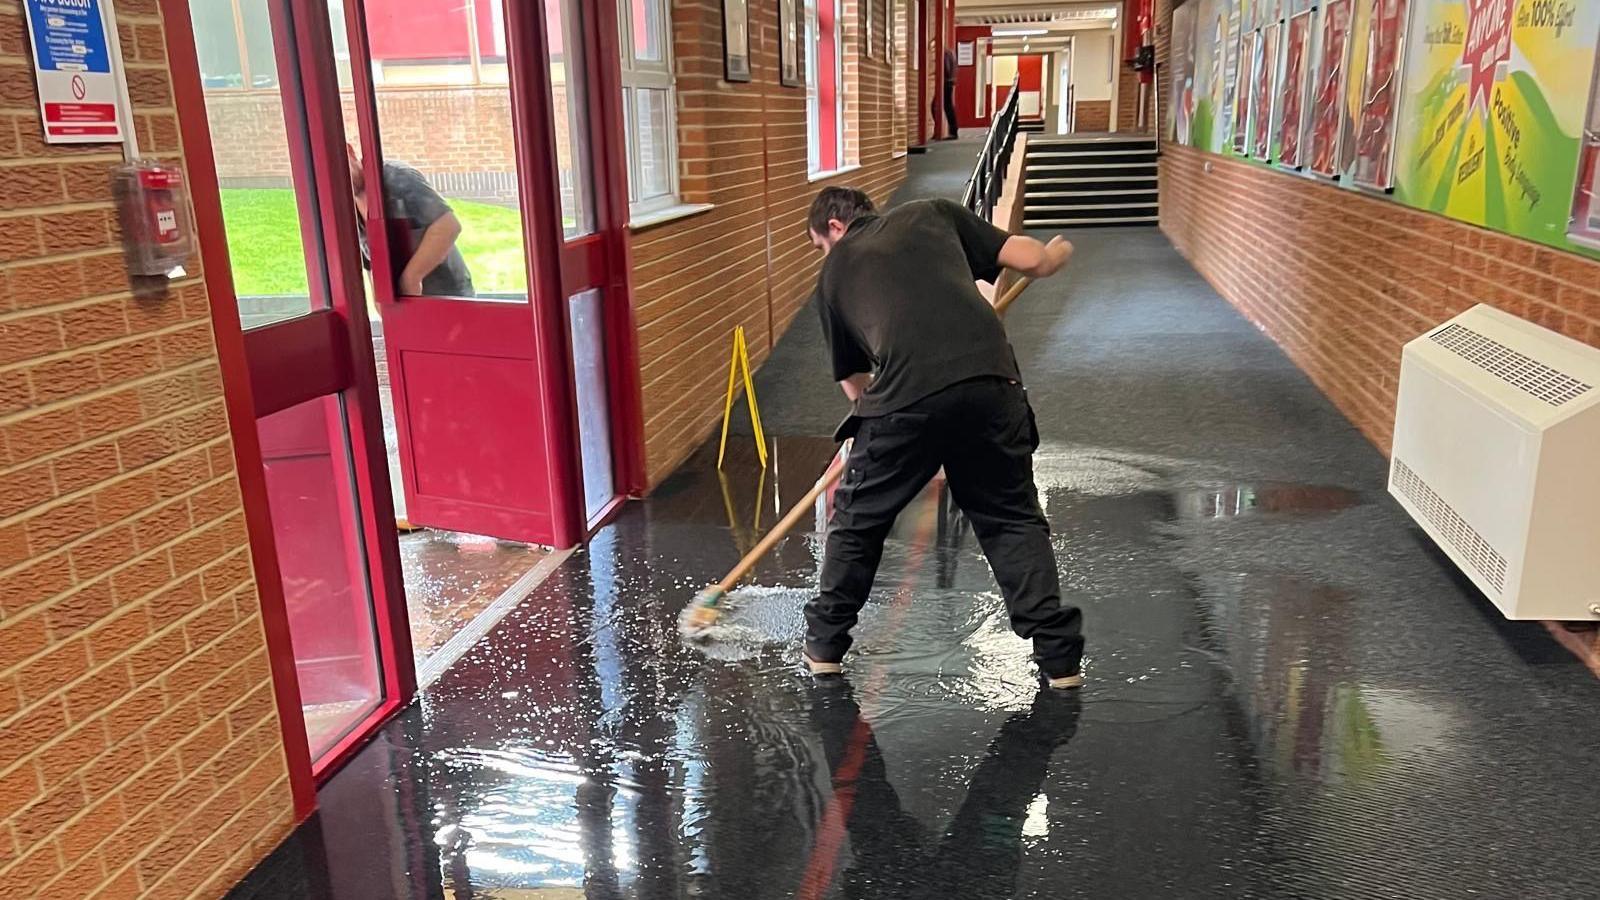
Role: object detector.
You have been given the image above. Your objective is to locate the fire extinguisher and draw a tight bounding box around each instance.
[1131,2,1155,81]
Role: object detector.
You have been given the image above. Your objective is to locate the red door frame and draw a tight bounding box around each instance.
[160,0,419,815]
[163,0,645,815]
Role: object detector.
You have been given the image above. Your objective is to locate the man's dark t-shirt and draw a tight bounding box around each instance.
[815,198,1021,425]
[357,161,475,297]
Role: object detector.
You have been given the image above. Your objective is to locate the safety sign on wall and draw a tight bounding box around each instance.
[22,0,125,144]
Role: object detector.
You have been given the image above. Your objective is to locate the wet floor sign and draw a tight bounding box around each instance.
[717,325,767,469]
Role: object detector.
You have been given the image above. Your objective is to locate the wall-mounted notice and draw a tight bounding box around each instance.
[1219,0,1246,152]
[22,0,124,144]
[1191,0,1232,152]
[1253,22,1280,160]
[958,41,974,66]
[1278,10,1314,168]
[1307,0,1353,177]
[1172,1,1199,144]
[1349,0,1409,190]
[1395,0,1600,250]
[1234,29,1257,153]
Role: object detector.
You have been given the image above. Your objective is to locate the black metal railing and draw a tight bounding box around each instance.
[961,77,1021,220]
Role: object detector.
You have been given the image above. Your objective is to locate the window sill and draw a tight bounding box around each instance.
[807,163,863,183]
[891,150,908,159]
[628,202,716,231]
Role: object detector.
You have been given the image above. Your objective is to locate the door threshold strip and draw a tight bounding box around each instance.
[414,547,575,689]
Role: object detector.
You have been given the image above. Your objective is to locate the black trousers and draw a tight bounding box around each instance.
[942,81,959,137]
[805,377,1085,678]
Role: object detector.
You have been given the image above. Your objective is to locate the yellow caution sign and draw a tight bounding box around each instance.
[717,325,767,469]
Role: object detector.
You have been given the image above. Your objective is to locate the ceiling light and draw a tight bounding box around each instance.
[993,28,1047,37]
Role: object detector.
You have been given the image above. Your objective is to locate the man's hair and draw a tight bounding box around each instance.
[807,187,875,236]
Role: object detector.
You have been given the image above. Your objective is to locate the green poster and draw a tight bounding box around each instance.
[1394,0,1600,252]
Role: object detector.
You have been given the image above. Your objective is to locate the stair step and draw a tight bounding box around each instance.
[1028,138,1156,151]
[1030,162,1158,171]
[1025,202,1159,212]
[1027,188,1158,198]
[1023,215,1162,226]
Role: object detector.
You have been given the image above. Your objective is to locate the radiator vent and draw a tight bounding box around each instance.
[1429,323,1594,407]
[1392,459,1508,593]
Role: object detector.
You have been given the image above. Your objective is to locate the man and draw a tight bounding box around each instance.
[802,186,1084,689]
[347,146,474,297]
[941,46,960,139]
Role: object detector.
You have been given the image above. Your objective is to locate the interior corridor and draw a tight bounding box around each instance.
[227,142,1600,900]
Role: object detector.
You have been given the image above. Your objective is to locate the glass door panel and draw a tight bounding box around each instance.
[568,289,614,521]
[544,0,593,236]
[257,394,384,757]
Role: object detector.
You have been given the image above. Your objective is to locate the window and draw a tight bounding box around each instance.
[620,0,680,216]
[805,0,844,175]
[188,0,279,89]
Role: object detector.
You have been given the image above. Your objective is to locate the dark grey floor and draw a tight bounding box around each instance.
[230,142,1600,900]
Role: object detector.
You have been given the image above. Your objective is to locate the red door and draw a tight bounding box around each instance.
[341,0,643,549]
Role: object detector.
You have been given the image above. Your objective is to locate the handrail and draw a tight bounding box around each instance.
[961,76,1021,220]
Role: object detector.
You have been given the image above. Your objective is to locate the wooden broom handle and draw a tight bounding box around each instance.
[715,272,1033,592]
[717,453,846,592]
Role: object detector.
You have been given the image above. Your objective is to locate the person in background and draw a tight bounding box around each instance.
[942,46,960,139]
[347,145,474,297]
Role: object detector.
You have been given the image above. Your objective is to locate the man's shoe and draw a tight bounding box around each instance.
[1046,672,1084,690]
[802,651,843,676]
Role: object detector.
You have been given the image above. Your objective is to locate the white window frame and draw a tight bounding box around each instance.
[618,0,681,217]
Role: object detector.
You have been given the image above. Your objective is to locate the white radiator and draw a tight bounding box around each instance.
[1389,304,1600,620]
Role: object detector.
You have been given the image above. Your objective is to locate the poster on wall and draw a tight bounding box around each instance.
[1277,9,1314,167]
[1571,60,1600,250]
[1393,0,1600,251]
[1339,0,1377,173]
[1307,0,1354,177]
[1220,0,1246,151]
[1348,0,1408,191]
[1253,22,1280,160]
[1234,29,1258,152]
[1172,1,1200,144]
[1190,0,1233,152]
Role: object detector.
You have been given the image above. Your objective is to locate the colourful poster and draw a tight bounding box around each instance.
[1172,1,1199,144]
[1570,58,1600,250]
[1278,10,1314,167]
[1340,0,1378,174]
[1254,22,1281,160]
[1234,30,1257,153]
[1309,0,1354,177]
[1395,0,1600,250]
[1219,1,1246,151]
[1191,0,1232,152]
[1350,0,1410,189]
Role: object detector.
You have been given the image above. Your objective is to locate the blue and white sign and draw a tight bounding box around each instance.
[22,0,125,144]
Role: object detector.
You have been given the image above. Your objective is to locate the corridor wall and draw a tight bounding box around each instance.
[1157,0,1600,451]
[629,0,910,485]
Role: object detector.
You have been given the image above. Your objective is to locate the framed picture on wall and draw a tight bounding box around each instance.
[1252,22,1279,161]
[1307,0,1352,178]
[1349,0,1408,192]
[724,0,752,82]
[1276,9,1313,170]
[1232,30,1255,154]
[780,0,803,87]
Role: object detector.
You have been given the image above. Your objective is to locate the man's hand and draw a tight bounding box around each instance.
[998,234,1075,279]
[398,270,425,296]
[840,372,871,401]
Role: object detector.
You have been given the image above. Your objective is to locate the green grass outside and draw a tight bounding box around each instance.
[219,188,532,296]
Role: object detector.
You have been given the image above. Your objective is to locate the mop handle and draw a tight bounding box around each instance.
[716,451,847,593]
[714,273,1033,593]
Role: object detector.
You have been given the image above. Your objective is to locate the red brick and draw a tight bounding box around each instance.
[33,209,114,255]
[28,354,103,403]
[2,405,85,467]
[67,524,137,581]
[0,554,74,616]
[0,309,65,365]
[45,578,116,638]
[0,162,67,211]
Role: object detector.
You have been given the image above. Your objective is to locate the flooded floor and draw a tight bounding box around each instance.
[230,147,1600,899]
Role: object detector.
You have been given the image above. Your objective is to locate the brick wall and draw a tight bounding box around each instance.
[1075,99,1111,132]
[1159,144,1600,452]
[202,85,571,203]
[630,0,907,485]
[0,0,294,897]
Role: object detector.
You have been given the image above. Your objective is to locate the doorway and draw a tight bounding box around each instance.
[166,0,641,797]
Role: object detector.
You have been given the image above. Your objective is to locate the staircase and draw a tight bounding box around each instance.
[1018,118,1047,134]
[1023,135,1159,228]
